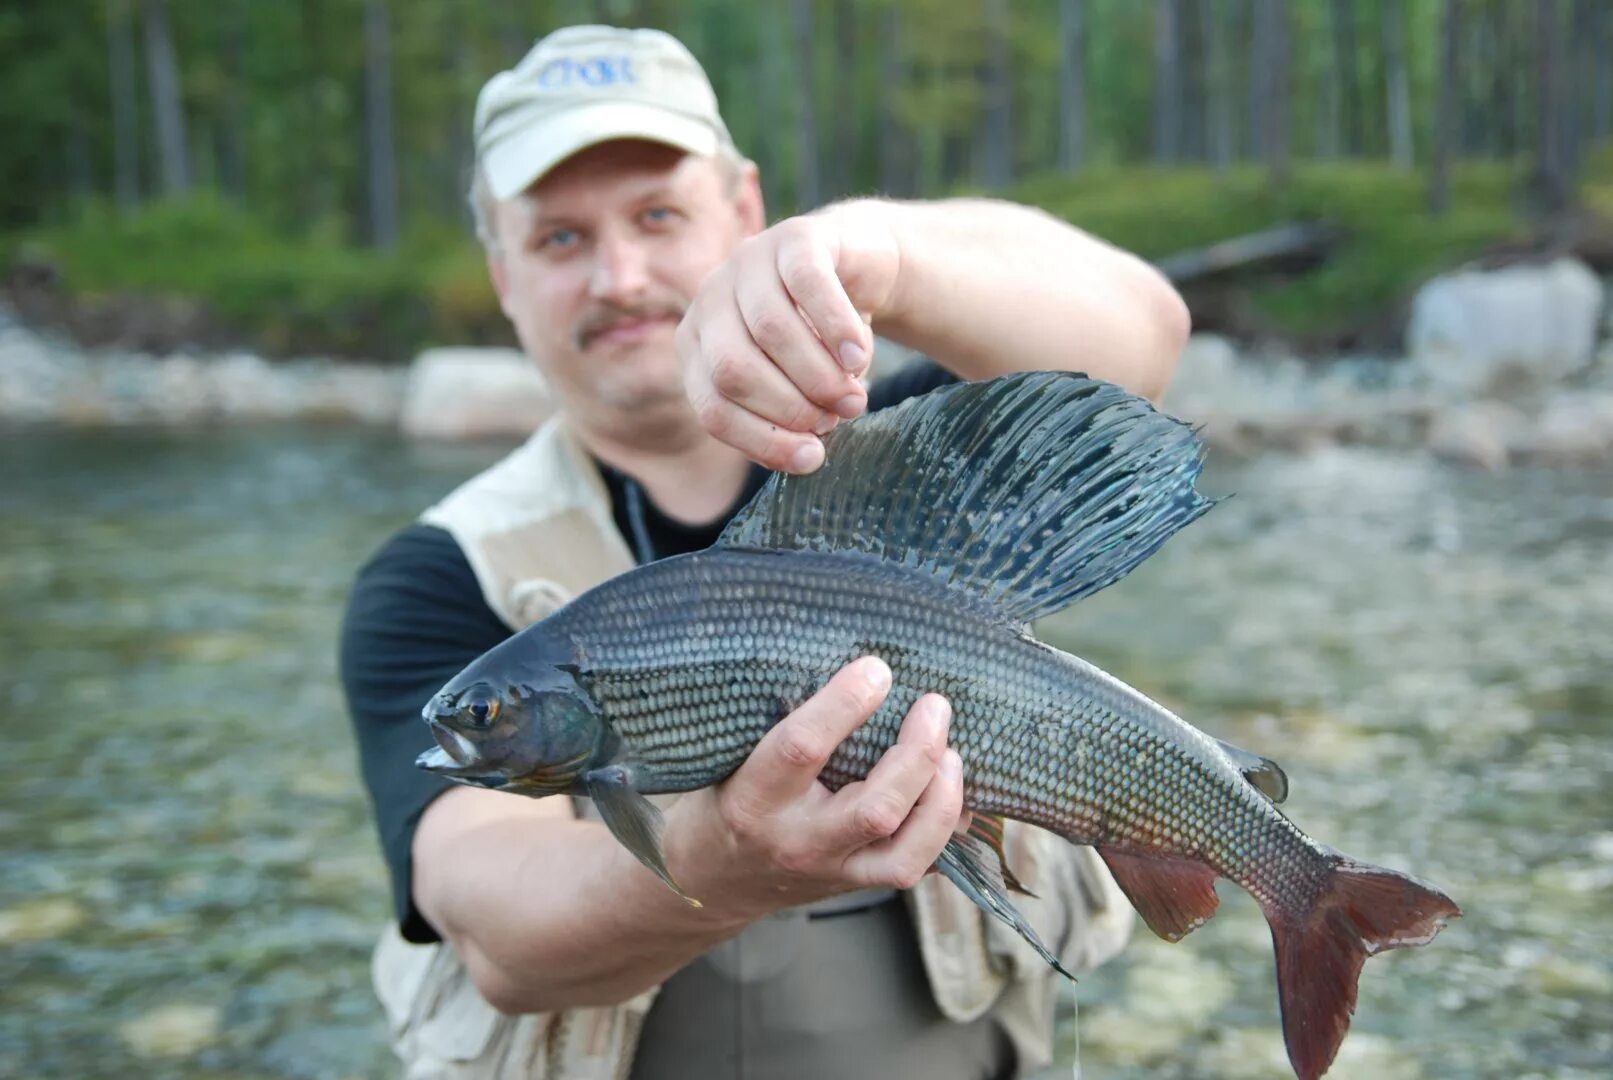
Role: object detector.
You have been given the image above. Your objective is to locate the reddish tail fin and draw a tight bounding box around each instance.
[1268,853,1460,1080]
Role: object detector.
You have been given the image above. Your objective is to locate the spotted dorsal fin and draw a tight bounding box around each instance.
[717,372,1217,625]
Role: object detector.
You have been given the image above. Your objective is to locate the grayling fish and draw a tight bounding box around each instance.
[417,372,1459,1080]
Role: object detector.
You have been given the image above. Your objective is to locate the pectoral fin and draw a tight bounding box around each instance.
[583,766,702,908]
[937,834,1072,980]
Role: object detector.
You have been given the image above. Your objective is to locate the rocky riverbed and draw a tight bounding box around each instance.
[2,423,1609,1078]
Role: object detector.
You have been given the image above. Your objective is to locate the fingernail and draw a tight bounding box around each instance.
[789,440,824,473]
[929,695,952,730]
[833,392,865,420]
[813,412,839,436]
[862,657,892,693]
[943,750,962,781]
[839,342,868,373]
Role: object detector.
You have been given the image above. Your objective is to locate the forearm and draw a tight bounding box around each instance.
[864,198,1190,401]
[414,789,749,1014]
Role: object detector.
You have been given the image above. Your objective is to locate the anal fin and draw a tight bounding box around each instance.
[937,834,1072,980]
[584,765,702,908]
[1097,848,1221,942]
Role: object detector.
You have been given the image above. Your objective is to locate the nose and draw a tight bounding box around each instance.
[588,229,650,303]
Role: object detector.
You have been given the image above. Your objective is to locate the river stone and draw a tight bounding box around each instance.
[1408,258,1605,393]
[1426,402,1527,470]
[118,1003,222,1058]
[0,897,86,942]
[1524,392,1613,465]
[401,347,553,439]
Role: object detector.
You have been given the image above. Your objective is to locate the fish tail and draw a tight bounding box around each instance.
[1267,851,1460,1080]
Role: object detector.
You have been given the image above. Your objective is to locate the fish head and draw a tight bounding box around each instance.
[417,655,604,796]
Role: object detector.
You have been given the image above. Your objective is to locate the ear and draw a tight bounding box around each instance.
[734,159,766,236]
[487,254,513,318]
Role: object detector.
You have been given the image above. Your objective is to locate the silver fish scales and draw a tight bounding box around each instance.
[418,371,1459,1080]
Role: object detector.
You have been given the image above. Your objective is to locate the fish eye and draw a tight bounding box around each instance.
[464,692,500,727]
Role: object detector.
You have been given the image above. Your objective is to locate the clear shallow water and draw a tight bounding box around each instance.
[2,427,1609,1079]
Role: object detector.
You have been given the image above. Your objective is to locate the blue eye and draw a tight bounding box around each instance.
[642,207,674,225]
[543,228,578,249]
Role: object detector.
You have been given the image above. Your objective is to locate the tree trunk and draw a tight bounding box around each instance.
[1429,0,1459,215]
[140,0,190,195]
[1563,0,1591,183]
[790,0,820,211]
[1246,0,1267,159]
[108,0,141,210]
[1329,0,1361,155]
[449,0,475,218]
[831,0,858,197]
[218,0,246,200]
[364,0,400,248]
[981,0,1014,188]
[1257,0,1289,187]
[1318,0,1341,159]
[1154,0,1182,163]
[1200,0,1231,171]
[1383,0,1414,168]
[68,106,93,200]
[878,3,910,195]
[1532,0,1570,215]
[1058,0,1086,172]
[1594,0,1611,140]
[753,5,785,212]
[498,0,528,63]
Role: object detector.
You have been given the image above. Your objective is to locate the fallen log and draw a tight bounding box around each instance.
[1155,221,1340,284]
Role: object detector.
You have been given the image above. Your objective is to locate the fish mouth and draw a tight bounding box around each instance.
[416,721,502,781]
[430,721,478,766]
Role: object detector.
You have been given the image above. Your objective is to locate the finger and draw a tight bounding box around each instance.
[776,231,876,382]
[697,296,842,434]
[736,657,892,803]
[690,389,826,473]
[844,749,965,891]
[820,694,951,852]
[735,269,865,419]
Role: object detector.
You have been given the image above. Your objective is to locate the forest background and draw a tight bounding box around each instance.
[2,0,1610,360]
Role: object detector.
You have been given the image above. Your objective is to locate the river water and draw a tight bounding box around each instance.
[2,424,1610,1079]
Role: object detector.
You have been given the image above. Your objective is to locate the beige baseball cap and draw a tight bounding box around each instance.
[474,25,735,200]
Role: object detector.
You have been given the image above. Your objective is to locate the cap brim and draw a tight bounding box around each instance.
[482,102,721,200]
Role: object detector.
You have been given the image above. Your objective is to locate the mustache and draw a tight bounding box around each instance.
[573,301,687,350]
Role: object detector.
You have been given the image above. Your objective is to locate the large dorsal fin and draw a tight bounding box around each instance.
[717,371,1217,624]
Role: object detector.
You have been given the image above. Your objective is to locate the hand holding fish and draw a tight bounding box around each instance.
[666,657,972,921]
[675,201,901,474]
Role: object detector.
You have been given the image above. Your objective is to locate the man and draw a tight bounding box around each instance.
[341,24,1189,1080]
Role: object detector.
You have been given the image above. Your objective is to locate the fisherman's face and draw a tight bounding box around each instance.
[487,139,763,424]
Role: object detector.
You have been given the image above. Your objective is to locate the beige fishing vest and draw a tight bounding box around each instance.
[372,416,1134,1079]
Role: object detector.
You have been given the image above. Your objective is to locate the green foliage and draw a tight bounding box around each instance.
[1016,162,1523,338]
[18,196,503,359]
[1,0,1607,355]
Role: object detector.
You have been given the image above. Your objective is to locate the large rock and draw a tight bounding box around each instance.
[1408,258,1606,393]
[400,347,554,439]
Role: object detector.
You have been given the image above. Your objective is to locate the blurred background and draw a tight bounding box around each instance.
[2,1,1610,1078]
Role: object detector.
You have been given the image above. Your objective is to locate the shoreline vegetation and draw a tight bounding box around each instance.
[5,162,1611,364]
